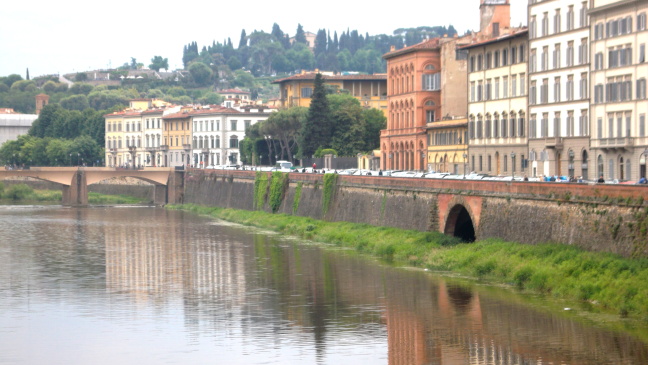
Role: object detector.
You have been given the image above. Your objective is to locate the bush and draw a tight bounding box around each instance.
[4,183,33,200]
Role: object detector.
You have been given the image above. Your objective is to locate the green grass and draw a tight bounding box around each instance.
[169,203,648,320]
[0,184,147,205]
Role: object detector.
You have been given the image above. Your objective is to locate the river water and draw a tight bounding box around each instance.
[0,206,647,365]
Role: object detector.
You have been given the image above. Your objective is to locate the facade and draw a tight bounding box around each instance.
[381,39,443,171]
[589,0,648,181]
[426,118,469,174]
[0,109,37,148]
[463,30,529,177]
[191,106,271,167]
[528,0,592,179]
[272,71,388,113]
[163,110,193,168]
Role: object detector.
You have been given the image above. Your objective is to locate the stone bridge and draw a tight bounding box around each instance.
[0,167,183,206]
[183,169,648,257]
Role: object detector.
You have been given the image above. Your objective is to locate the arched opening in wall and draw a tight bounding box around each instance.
[444,204,476,242]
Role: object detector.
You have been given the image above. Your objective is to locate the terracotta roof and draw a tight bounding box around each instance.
[0,108,17,114]
[103,110,142,117]
[272,73,387,84]
[383,38,441,60]
[163,111,192,119]
[188,107,241,116]
[459,29,528,50]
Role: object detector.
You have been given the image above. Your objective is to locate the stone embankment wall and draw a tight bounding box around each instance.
[182,169,648,258]
[2,176,154,201]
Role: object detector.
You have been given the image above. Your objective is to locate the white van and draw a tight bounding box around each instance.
[275,160,293,172]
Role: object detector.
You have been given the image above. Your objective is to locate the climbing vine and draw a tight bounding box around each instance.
[269,171,289,213]
[322,173,338,215]
[293,182,303,215]
[254,171,268,210]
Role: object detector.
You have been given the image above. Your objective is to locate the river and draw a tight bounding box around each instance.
[0,205,647,364]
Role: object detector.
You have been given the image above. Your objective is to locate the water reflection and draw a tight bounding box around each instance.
[0,206,647,365]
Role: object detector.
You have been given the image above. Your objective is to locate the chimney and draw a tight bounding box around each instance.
[390,45,395,52]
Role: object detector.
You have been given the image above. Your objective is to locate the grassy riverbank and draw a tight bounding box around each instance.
[0,183,147,205]
[169,203,648,320]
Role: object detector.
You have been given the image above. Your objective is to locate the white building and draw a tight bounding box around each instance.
[191,106,272,167]
[528,0,592,179]
[589,0,648,181]
[0,109,37,147]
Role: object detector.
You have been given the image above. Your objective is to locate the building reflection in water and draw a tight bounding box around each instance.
[101,209,648,365]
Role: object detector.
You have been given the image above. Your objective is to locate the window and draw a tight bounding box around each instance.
[511,46,517,64]
[640,114,646,137]
[520,74,526,96]
[639,13,647,31]
[542,113,549,137]
[542,46,548,71]
[640,44,646,63]
[566,41,574,67]
[594,52,603,70]
[541,78,549,103]
[530,49,537,72]
[580,110,589,136]
[579,38,588,65]
[530,81,537,105]
[502,49,508,66]
[542,12,549,36]
[518,115,525,137]
[477,81,483,101]
[580,2,588,27]
[494,51,500,67]
[530,16,537,39]
[530,115,537,138]
[495,78,500,99]
[512,75,517,97]
[595,84,604,103]
[594,23,604,40]
[477,54,483,70]
[580,73,588,99]
[567,111,575,137]
[567,75,574,101]
[229,135,239,148]
[638,78,647,99]
[501,115,508,138]
[486,79,492,100]
[426,110,435,123]
[469,56,475,72]
[244,120,251,130]
[567,5,574,31]
[231,120,237,131]
[422,73,440,91]
[553,44,561,69]
[470,81,475,102]
[301,87,313,98]
[503,76,508,98]
[486,52,492,69]
[554,112,562,137]
[554,9,562,34]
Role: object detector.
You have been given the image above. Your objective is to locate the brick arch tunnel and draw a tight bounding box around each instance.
[444,204,476,242]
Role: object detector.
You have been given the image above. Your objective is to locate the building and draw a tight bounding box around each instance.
[272,71,388,113]
[426,117,469,174]
[463,29,529,177]
[528,0,592,179]
[218,88,252,107]
[163,109,193,168]
[0,108,37,148]
[190,105,271,167]
[589,0,648,181]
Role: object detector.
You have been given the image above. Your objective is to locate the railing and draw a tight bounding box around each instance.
[591,137,634,149]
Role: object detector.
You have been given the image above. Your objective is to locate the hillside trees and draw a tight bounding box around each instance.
[300,73,332,158]
[149,56,169,71]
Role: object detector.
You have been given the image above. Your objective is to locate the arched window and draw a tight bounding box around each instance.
[597,155,604,177]
[215,136,221,148]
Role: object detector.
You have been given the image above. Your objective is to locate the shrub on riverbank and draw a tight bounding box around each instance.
[169,203,648,319]
[0,185,145,204]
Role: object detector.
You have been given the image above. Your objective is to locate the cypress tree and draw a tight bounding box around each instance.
[300,73,332,157]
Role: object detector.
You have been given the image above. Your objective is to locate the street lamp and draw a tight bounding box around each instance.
[77,152,80,166]
[463,153,468,179]
[69,153,72,166]
[511,151,516,180]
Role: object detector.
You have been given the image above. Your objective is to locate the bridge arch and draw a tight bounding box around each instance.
[444,203,476,242]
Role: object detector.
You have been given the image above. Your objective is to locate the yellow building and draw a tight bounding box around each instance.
[426,118,468,174]
[162,110,192,167]
[272,71,388,114]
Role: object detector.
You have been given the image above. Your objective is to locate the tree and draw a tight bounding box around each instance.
[188,62,213,86]
[300,73,333,157]
[294,24,307,45]
[59,95,90,111]
[26,68,30,80]
[149,56,169,71]
[328,94,366,155]
[29,104,61,138]
[362,108,387,151]
[261,107,306,162]
[69,83,93,95]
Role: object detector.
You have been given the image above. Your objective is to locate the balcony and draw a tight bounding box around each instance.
[544,137,564,150]
[591,137,634,150]
[159,145,169,152]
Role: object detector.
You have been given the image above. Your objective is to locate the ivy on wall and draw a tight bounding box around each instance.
[269,171,289,213]
[293,182,303,215]
[254,171,268,210]
[322,173,338,215]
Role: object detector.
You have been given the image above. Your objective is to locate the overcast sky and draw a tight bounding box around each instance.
[0,0,527,78]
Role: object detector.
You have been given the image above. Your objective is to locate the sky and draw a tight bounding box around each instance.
[0,0,527,78]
